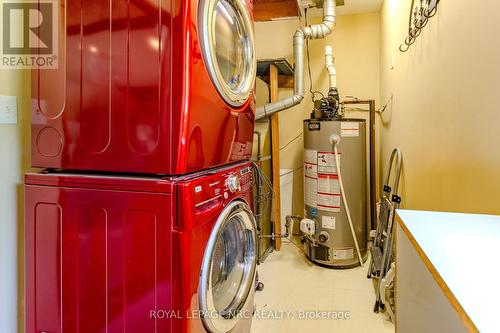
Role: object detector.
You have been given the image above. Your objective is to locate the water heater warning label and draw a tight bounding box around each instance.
[304,149,318,207]
[322,216,336,230]
[305,179,317,207]
[304,149,317,164]
[317,193,340,212]
[317,152,340,174]
[317,173,341,212]
[341,122,360,137]
[304,163,317,178]
[304,149,342,212]
[333,248,354,260]
[318,174,340,194]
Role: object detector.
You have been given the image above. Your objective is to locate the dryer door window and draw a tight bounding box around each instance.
[199,201,257,333]
[199,0,256,107]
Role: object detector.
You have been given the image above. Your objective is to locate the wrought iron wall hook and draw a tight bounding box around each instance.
[424,5,438,18]
[414,14,429,29]
[399,0,440,53]
[405,35,416,46]
[399,43,410,53]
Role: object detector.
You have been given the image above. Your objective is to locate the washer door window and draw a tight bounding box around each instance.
[199,201,257,333]
[199,0,256,107]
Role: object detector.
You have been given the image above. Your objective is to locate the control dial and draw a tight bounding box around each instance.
[226,174,241,193]
[318,231,330,243]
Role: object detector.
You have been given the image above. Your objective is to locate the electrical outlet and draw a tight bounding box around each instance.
[0,95,18,124]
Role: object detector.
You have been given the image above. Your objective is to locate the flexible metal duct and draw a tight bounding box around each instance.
[255,0,337,120]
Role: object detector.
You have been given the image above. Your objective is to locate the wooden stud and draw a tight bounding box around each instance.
[259,75,294,89]
[269,64,282,250]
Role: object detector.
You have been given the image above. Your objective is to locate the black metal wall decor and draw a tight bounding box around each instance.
[399,0,440,52]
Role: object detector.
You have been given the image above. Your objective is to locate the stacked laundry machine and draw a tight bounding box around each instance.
[25,1,258,333]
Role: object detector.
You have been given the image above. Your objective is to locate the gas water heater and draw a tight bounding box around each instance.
[302,118,367,268]
[300,45,367,268]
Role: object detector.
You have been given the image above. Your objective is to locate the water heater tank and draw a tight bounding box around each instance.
[303,119,367,268]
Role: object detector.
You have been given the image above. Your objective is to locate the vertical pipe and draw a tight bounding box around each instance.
[325,45,337,89]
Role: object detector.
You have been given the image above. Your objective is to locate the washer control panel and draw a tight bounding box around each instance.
[239,166,253,192]
[177,162,254,230]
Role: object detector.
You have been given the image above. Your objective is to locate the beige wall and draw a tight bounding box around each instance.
[0,2,31,331]
[0,67,30,333]
[380,0,500,214]
[255,12,381,217]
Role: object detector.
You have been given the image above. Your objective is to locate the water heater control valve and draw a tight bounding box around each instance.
[318,231,330,243]
[226,174,241,193]
[300,218,316,236]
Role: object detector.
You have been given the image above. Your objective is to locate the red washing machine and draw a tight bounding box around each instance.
[32,0,256,174]
[25,161,257,333]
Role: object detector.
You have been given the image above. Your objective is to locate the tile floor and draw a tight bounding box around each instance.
[251,239,394,333]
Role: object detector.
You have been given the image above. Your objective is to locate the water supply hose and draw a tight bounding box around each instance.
[331,135,364,267]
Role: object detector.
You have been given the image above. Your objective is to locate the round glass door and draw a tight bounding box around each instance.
[199,0,256,107]
[199,201,257,333]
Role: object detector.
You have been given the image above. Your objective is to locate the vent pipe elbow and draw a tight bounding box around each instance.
[255,94,304,120]
[255,0,337,120]
[302,0,336,39]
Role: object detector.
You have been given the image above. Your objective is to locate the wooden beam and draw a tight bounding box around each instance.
[342,99,374,105]
[259,75,294,89]
[254,1,299,21]
[269,64,282,250]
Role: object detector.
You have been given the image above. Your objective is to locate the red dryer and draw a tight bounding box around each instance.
[25,161,257,333]
[32,0,256,175]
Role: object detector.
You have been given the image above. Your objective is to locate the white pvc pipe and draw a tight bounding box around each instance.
[325,45,337,89]
[333,143,364,267]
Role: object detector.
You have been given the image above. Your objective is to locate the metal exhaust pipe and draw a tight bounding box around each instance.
[255,0,337,120]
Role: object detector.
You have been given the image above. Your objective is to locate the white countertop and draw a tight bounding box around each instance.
[397,209,500,333]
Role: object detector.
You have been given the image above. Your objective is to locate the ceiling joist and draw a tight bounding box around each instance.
[253,0,300,21]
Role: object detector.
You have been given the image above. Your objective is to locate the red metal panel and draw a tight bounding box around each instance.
[64,207,107,332]
[81,0,111,153]
[34,203,62,333]
[122,210,156,332]
[24,172,174,193]
[26,180,173,333]
[127,0,161,155]
[31,0,255,175]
